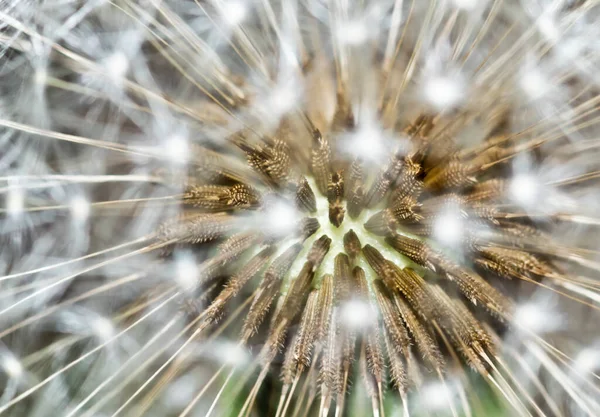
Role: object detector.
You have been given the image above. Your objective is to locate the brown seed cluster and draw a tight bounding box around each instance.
[151,80,575,413]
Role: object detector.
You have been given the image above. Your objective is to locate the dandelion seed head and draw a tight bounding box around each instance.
[3,1,600,415]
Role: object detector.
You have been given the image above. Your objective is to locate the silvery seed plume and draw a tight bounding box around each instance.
[1,0,600,416]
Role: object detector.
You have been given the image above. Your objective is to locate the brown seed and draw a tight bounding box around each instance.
[182,184,259,210]
[328,202,345,228]
[241,243,303,341]
[299,217,320,240]
[347,185,365,219]
[424,158,477,190]
[295,177,317,213]
[364,209,397,236]
[156,212,235,245]
[311,128,331,195]
[327,170,345,204]
[343,229,362,263]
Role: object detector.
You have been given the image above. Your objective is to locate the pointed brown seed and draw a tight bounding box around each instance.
[311,128,331,195]
[290,290,321,374]
[465,179,506,203]
[431,251,512,315]
[372,281,412,358]
[364,209,397,236]
[365,153,406,207]
[343,229,361,263]
[222,246,276,297]
[328,202,345,228]
[392,289,444,371]
[383,331,408,394]
[327,171,346,227]
[427,286,493,368]
[193,146,257,184]
[327,170,345,203]
[385,234,433,270]
[205,246,275,323]
[321,306,341,400]
[424,158,477,190]
[306,235,332,270]
[157,213,234,245]
[331,92,355,131]
[389,157,423,202]
[346,157,364,194]
[182,184,260,210]
[272,236,331,327]
[195,233,260,282]
[217,232,258,257]
[347,185,365,219]
[246,139,294,186]
[299,217,320,240]
[241,243,303,341]
[295,177,317,213]
[383,266,439,322]
[475,246,551,279]
[362,244,397,280]
[390,195,423,224]
[317,274,335,340]
[334,254,352,301]
[353,267,384,404]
